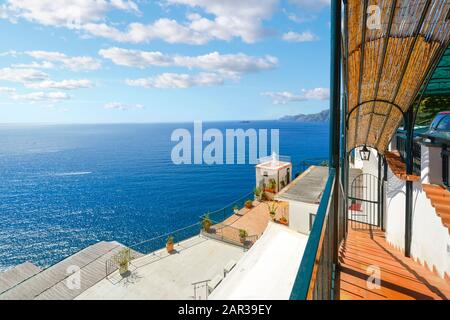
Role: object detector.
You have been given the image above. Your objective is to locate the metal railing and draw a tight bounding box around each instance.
[192,279,210,300]
[396,134,421,175]
[201,191,254,224]
[442,147,449,190]
[105,222,202,277]
[290,169,338,300]
[201,223,258,251]
[257,155,292,164]
[105,191,255,277]
[293,158,328,178]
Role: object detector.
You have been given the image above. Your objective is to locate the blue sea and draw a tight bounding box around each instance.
[0,121,328,270]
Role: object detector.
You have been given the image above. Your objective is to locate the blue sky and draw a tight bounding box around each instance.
[0,0,331,123]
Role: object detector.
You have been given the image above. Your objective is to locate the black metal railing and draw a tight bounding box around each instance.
[290,169,340,300]
[396,134,421,175]
[201,223,258,251]
[293,158,328,178]
[202,191,255,224]
[104,191,258,277]
[442,147,449,190]
[192,279,210,300]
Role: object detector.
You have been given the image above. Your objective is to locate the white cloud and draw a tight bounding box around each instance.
[25,51,101,71]
[0,67,49,83]
[166,0,278,43]
[11,61,55,69]
[126,73,225,89]
[302,87,329,100]
[2,0,278,44]
[82,19,210,45]
[0,86,16,94]
[261,91,305,105]
[25,79,93,90]
[2,0,140,26]
[262,87,329,104]
[282,31,318,42]
[173,52,278,76]
[12,91,70,103]
[103,102,144,110]
[289,0,330,11]
[99,48,278,78]
[98,47,173,68]
[283,9,317,24]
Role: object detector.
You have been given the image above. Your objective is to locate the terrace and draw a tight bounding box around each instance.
[289,0,450,300]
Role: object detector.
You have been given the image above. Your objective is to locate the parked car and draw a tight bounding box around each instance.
[420,111,450,142]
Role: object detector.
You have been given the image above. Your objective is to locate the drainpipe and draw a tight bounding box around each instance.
[404,108,414,257]
[378,154,382,228]
[330,0,341,266]
[382,156,387,231]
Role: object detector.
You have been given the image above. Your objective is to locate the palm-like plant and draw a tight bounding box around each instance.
[267,202,278,221]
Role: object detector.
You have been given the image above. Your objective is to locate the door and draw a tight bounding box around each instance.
[348,173,380,230]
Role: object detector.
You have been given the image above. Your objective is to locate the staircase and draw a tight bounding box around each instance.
[422,184,450,232]
[338,228,450,300]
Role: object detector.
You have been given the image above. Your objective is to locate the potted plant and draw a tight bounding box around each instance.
[239,229,248,244]
[202,214,212,232]
[233,205,239,214]
[245,199,253,209]
[279,216,289,225]
[268,178,277,192]
[261,191,268,201]
[267,202,278,221]
[253,187,262,201]
[166,235,174,253]
[114,248,131,276]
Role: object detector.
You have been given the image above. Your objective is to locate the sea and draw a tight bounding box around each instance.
[0,121,328,270]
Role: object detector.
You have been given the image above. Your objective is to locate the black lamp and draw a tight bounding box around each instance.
[359,145,371,161]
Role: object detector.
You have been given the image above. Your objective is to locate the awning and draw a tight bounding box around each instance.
[344,0,450,154]
[423,44,450,96]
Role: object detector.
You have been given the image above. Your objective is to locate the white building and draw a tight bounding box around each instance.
[255,153,292,196]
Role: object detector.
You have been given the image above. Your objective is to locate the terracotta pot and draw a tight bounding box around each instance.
[203,222,211,232]
[239,236,246,244]
[166,242,174,253]
[245,202,253,209]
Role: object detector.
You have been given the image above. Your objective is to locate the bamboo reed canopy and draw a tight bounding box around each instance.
[344,0,450,154]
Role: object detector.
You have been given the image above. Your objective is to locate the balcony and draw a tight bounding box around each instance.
[290,170,450,300]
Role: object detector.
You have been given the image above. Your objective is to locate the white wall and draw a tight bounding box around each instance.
[286,200,319,235]
[384,162,450,278]
[421,145,444,185]
[255,165,292,192]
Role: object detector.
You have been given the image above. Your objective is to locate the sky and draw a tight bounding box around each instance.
[0,0,331,123]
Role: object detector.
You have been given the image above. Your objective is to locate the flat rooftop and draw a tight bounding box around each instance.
[76,236,244,300]
[276,166,329,204]
[256,160,291,171]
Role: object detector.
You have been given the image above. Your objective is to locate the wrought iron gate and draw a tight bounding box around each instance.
[348,173,381,230]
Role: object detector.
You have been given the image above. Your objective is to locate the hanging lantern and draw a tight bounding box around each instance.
[359,145,371,161]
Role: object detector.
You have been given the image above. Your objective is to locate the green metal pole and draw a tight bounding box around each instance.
[405,108,414,257]
[330,0,341,268]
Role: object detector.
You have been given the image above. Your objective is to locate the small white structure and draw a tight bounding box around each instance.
[255,153,292,194]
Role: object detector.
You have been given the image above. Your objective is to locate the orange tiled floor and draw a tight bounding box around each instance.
[338,227,450,300]
[220,200,288,237]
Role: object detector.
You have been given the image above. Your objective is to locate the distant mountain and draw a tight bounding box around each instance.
[279,109,330,123]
